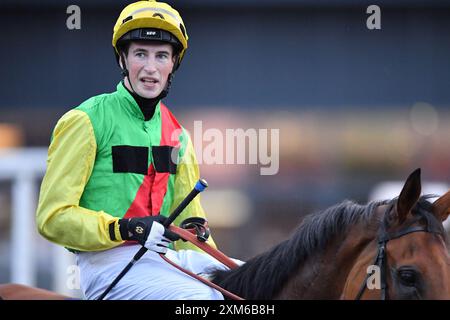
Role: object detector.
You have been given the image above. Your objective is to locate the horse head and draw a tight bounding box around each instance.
[342,168,450,299]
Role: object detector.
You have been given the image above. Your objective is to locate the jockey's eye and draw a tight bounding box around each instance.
[397,268,419,287]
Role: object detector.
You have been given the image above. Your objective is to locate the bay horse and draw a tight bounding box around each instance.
[211,168,450,299]
[1,169,449,299]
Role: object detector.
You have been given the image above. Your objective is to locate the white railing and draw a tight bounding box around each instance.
[0,148,78,296]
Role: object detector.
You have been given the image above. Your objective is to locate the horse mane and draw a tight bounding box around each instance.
[211,196,445,299]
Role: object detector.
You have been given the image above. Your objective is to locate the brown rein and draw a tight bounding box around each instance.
[158,225,244,300]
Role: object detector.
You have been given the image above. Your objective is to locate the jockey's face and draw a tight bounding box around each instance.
[122,41,175,99]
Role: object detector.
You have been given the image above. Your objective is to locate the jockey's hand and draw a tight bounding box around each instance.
[119,216,180,254]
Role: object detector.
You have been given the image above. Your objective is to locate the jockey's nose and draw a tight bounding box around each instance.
[143,58,157,74]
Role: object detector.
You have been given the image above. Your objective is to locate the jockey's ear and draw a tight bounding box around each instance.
[394,168,421,225]
[432,190,450,222]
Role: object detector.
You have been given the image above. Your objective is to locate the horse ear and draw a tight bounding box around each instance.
[395,168,422,224]
[432,190,450,222]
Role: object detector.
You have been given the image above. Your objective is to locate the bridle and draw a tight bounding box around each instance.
[355,203,445,300]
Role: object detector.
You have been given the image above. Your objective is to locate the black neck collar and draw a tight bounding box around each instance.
[122,80,162,121]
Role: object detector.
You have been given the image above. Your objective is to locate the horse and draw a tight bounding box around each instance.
[0,283,67,300]
[211,168,450,299]
[1,168,450,300]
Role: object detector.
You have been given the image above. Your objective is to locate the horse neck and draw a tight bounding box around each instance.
[276,209,382,299]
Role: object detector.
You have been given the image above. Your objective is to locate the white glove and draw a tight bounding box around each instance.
[119,216,180,254]
[143,221,171,254]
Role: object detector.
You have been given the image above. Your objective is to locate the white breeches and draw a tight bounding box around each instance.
[76,244,241,300]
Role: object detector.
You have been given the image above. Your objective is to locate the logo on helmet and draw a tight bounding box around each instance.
[140,29,162,40]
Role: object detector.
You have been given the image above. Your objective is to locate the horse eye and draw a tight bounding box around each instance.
[397,269,418,287]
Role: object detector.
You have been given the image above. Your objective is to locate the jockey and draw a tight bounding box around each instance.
[36,0,230,300]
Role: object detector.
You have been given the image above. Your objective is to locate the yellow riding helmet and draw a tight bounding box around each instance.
[112,0,188,67]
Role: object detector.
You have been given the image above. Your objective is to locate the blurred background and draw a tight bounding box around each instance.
[1,0,450,297]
